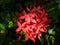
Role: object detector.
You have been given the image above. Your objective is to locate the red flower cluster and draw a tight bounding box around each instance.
[16,6,49,42]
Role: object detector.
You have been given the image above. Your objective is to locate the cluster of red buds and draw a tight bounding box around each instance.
[16,5,49,42]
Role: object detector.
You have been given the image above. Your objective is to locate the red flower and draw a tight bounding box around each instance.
[16,5,49,42]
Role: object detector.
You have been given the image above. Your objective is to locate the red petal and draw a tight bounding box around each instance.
[38,33,42,40]
[22,10,26,15]
[22,28,27,33]
[25,15,30,22]
[25,34,29,41]
[31,19,36,24]
[29,4,33,9]
[39,28,45,32]
[18,36,22,40]
[27,7,30,12]
[16,22,21,34]
[43,27,47,32]
[16,27,21,34]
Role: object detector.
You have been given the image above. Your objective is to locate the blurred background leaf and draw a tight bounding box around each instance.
[0,23,5,30]
[0,23,6,45]
[8,21,13,28]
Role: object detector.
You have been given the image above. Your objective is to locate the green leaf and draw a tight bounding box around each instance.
[48,28,55,35]
[50,36,55,45]
[40,38,44,45]
[0,23,5,30]
[47,2,60,21]
[8,21,13,28]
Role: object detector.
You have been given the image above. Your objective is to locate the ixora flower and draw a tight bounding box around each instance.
[16,5,49,42]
